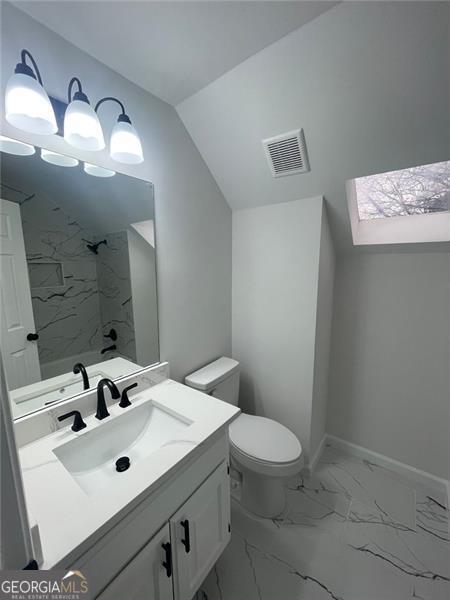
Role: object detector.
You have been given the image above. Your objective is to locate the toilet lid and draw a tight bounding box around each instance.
[229,414,302,464]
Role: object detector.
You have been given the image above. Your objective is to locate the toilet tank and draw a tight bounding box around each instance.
[185,357,240,406]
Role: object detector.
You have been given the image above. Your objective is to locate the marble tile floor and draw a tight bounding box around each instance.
[196,445,449,600]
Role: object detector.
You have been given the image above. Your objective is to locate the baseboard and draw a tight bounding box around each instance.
[307,434,327,475]
[326,433,449,498]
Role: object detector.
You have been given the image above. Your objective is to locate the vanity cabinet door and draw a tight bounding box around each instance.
[97,523,173,600]
[170,461,230,600]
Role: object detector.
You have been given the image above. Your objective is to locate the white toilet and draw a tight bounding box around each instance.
[185,357,303,518]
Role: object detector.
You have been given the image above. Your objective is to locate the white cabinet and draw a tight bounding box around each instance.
[171,461,230,600]
[97,461,230,600]
[98,524,173,600]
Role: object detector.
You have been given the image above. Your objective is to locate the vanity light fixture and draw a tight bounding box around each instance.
[5,50,57,135]
[0,134,35,156]
[41,148,79,167]
[64,78,105,151]
[95,97,144,164]
[4,50,143,163]
[83,162,115,178]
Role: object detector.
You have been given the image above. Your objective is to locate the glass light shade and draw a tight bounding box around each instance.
[41,148,79,167]
[5,72,57,135]
[0,135,35,156]
[110,120,143,164]
[83,162,115,178]
[64,100,105,151]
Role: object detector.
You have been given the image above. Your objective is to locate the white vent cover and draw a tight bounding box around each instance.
[262,129,310,178]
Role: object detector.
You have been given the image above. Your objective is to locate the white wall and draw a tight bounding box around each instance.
[232,197,334,462]
[127,227,159,367]
[179,0,450,480]
[177,1,450,251]
[328,252,450,480]
[310,209,335,460]
[0,2,231,382]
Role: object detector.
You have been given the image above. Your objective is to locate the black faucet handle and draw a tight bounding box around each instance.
[119,382,138,408]
[58,410,87,432]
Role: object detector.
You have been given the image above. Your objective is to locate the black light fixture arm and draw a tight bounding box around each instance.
[95,96,131,123]
[67,76,89,104]
[16,49,43,85]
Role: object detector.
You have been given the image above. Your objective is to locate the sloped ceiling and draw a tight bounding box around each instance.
[12,0,338,105]
[177,1,450,251]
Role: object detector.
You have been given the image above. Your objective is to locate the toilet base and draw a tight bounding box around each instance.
[231,458,288,518]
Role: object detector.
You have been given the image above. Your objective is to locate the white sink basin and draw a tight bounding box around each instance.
[53,400,192,496]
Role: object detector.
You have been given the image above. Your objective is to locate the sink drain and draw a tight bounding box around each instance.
[115,456,130,472]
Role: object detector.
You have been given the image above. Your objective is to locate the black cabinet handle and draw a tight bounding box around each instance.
[180,519,191,553]
[162,542,172,578]
[27,333,39,341]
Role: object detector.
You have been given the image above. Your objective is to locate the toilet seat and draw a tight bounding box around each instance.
[229,414,303,477]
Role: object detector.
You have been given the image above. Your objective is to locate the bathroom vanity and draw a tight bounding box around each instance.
[0,135,239,598]
[18,377,240,598]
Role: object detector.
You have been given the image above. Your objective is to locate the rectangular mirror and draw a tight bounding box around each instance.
[0,140,158,419]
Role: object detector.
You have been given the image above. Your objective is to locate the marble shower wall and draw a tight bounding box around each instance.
[20,193,103,370]
[95,231,137,363]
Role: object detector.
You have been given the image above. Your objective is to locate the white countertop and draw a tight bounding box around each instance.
[19,379,240,568]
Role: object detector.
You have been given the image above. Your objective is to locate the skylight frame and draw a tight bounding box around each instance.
[347,160,450,246]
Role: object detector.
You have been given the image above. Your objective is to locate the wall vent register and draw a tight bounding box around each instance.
[262,128,310,178]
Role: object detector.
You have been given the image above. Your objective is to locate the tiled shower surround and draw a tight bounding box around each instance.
[21,192,103,366]
[198,445,449,600]
[16,190,137,370]
[96,230,137,362]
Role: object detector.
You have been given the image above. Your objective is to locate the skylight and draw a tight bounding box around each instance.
[347,160,450,246]
[355,160,450,221]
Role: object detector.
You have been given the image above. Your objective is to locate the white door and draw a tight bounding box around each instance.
[0,198,40,389]
[98,524,174,600]
[171,462,231,600]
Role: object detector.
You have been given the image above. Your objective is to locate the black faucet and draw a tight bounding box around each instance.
[96,378,120,420]
[73,362,90,390]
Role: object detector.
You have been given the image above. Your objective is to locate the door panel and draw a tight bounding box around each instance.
[98,524,173,600]
[171,462,230,600]
[0,199,40,389]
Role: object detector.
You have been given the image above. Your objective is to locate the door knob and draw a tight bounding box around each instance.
[27,333,39,341]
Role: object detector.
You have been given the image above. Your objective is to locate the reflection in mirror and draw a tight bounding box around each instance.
[0,140,158,419]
